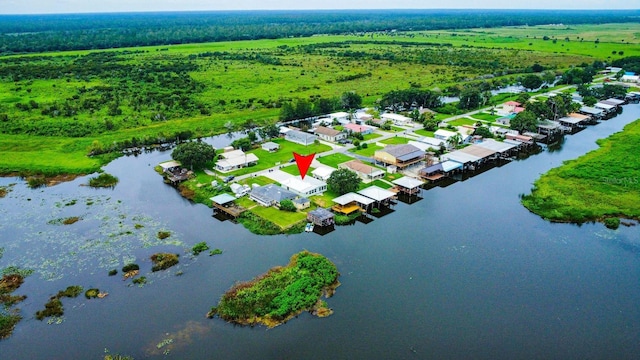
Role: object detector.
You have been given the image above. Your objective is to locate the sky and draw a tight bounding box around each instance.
[0,0,636,15]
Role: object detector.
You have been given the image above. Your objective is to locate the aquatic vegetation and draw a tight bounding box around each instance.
[209,249,223,256]
[191,242,209,256]
[0,261,31,339]
[522,119,640,225]
[35,285,83,320]
[121,263,139,273]
[103,349,134,360]
[132,276,147,285]
[108,269,117,276]
[0,311,21,340]
[26,177,47,189]
[85,288,100,299]
[62,216,81,225]
[334,212,361,225]
[144,320,209,357]
[604,217,621,230]
[192,241,210,255]
[150,253,179,272]
[0,184,13,198]
[208,251,340,328]
[157,231,171,240]
[88,173,119,188]
[124,270,140,280]
[134,224,144,229]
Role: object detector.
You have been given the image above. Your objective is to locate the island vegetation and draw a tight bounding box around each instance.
[207,251,339,328]
[88,173,119,188]
[150,253,180,272]
[35,285,83,320]
[522,119,640,227]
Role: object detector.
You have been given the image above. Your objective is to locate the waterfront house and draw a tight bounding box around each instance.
[215,149,259,173]
[249,184,297,207]
[358,185,397,208]
[339,160,384,182]
[307,208,335,227]
[419,160,463,180]
[293,197,311,210]
[332,192,375,214]
[280,176,327,197]
[374,144,425,169]
[314,126,347,143]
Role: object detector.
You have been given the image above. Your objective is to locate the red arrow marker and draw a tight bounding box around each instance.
[293,152,316,180]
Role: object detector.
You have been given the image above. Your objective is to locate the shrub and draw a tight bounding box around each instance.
[88,173,119,188]
[279,199,296,212]
[150,253,179,272]
[157,231,171,239]
[192,241,210,256]
[604,217,620,230]
[209,249,223,256]
[122,263,139,272]
[108,269,117,276]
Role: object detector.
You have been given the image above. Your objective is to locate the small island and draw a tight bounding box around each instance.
[207,251,339,328]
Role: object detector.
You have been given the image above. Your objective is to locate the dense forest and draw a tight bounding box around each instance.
[1,10,639,53]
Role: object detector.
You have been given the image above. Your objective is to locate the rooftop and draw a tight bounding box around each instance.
[358,185,396,202]
[281,176,326,194]
[315,126,343,137]
[250,184,297,204]
[333,192,375,206]
[382,144,425,160]
[392,177,424,189]
[210,194,237,205]
[341,160,384,176]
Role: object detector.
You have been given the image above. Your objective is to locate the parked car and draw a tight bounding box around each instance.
[223,175,235,183]
[288,158,296,163]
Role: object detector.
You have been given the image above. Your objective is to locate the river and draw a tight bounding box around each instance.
[1,105,639,359]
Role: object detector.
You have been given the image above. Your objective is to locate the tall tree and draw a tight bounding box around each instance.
[327,168,361,195]
[341,91,362,110]
[521,74,543,91]
[171,141,216,170]
[510,110,539,133]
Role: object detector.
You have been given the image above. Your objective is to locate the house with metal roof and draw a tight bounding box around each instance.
[307,208,335,226]
[284,129,318,146]
[344,123,375,135]
[249,184,297,207]
[392,177,424,195]
[215,150,259,173]
[339,160,385,182]
[314,126,347,143]
[280,176,327,197]
[358,185,397,207]
[419,160,463,181]
[381,113,412,125]
[374,144,425,169]
[332,192,375,214]
[311,166,335,181]
[261,141,280,152]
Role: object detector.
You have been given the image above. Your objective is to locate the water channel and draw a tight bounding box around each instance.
[1,105,639,359]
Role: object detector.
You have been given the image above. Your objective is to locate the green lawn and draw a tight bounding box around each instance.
[380,137,410,145]
[238,175,275,187]
[362,133,383,141]
[471,113,501,121]
[413,129,436,137]
[250,205,309,229]
[219,139,330,176]
[280,164,315,176]
[316,153,353,168]
[448,118,478,127]
[350,144,382,157]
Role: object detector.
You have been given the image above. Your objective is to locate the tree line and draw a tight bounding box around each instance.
[1,10,638,54]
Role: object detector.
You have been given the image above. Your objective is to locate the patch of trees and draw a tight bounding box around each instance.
[511,93,579,133]
[171,141,216,170]
[577,84,627,100]
[611,56,640,74]
[327,168,361,195]
[457,87,492,110]
[279,92,360,121]
[1,10,637,53]
[379,88,442,112]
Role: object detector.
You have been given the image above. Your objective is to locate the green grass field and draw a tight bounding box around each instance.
[316,153,353,168]
[522,119,640,224]
[1,23,638,176]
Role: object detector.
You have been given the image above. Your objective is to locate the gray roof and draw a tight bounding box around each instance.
[262,141,279,150]
[250,184,297,205]
[210,194,237,205]
[383,144,424,159]
[308,208,334,221]
[285,130,317,145]
[580,106,604,115]
[293,197,310,204]
[315,126,343,137]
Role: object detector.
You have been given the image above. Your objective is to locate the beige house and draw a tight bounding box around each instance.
[374,144,425,169]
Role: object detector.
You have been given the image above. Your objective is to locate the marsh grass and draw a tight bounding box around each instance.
[522,119,640,225]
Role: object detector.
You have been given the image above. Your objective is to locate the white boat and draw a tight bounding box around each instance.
[305,223,314,232]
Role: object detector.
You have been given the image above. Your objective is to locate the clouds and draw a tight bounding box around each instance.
[0,0,634,14]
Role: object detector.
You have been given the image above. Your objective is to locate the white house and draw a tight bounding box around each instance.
[312,166,335,181]
[381,113,412,125]
[280,176,327,197]
[261,142,280,152]
[314,126,347,142]
[434,129,458,142]
[215,149,259,172]
[621,75,639,83]
[285,130,318,146]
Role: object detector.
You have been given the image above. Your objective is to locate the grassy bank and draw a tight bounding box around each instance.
[208,251,339,328]
[522,119,640,226]
[1,25,623,177]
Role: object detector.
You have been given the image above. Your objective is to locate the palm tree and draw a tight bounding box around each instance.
[447,133,462,149]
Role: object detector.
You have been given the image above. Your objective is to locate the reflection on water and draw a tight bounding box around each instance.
[1,105,640,360]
